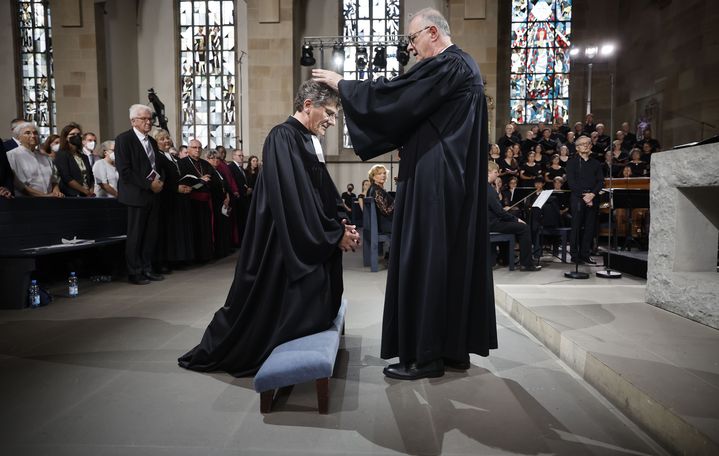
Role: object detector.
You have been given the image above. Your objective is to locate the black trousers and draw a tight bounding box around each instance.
[569,195,597,260]
[489,220,533,268]
[126,198,160,275]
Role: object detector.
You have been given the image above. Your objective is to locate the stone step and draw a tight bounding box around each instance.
[495,283,719,456]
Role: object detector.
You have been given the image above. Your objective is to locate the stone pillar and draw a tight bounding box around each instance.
[49,0,102,137]
[246,0,295,156]
[646,144,719,329]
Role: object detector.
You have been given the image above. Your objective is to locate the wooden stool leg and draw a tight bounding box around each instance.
[260,390,274,413]
[316,378,329,414]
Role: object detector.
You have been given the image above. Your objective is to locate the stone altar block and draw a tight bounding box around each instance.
[647,143,719,329]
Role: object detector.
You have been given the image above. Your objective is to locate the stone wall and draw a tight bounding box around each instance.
[646,144,719,329]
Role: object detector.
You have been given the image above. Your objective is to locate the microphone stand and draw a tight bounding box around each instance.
[564,189,589,279]
[596,157,622,278]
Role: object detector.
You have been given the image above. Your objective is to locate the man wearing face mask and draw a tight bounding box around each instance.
[92,140,118,197]
[82,132,98,166]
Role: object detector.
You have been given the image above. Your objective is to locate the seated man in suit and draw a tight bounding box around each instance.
[488,161,540,271]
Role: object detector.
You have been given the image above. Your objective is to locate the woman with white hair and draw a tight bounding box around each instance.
[7,121,63,197]
[92,140,119,197]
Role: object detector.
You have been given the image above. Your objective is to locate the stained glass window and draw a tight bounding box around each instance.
[342,0,401,148]
[510,0,571,124]
[179,0,237,149]
[16,0,56,139]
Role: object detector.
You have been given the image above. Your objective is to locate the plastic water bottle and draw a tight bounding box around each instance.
[68,272,79,297]
[29,280,41,308]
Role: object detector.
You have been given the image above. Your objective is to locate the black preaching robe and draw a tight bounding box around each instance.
[178,117,345,377]
[339,44,497,364]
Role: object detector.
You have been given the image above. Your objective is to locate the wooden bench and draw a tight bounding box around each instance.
[361,198,391,272]
[490,232,516,270]
[0,197,127,309]
[253,298,347,414]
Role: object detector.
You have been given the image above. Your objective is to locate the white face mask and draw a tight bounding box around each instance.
[51,143,60,152]
[108,152,115,161]
[85,141,96,151]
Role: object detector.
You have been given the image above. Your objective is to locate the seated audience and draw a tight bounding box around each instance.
[635,128,661,153]
[488,143,501,164]
[499,146,519,185]
[545,154,566,184]
[42,134,60,160]
[55,122,95,197]
[626,148,648,177]
[621,121,637,150]
[92,140,119,197]
[0,140,14,198]
[7,121,63,197]
[519,150,543,186]
[487,162,540,271]
[366,164,394,234]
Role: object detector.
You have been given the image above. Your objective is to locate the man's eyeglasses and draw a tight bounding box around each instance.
[324,109,337,120]
[407,26,431,44]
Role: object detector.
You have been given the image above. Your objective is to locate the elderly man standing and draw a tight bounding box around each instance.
[179,80,360,377]
[313,7,496,380]
[6,121,63,197]
[115,104,165,285]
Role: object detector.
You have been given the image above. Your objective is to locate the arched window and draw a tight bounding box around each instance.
[15,0,56,139]
[341,0,401,148]
[179,0,238,149]
[510,0,571,125]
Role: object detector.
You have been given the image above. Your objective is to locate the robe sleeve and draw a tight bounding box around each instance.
[339,52,472,160]
[261,125,344,282]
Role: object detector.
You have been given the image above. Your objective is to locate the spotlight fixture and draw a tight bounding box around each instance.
[332,43,345,70]
[372,46,387,70]
[396,40,410,66]
[300,43,315,66]
[569,47,580,56]
[355,46,368,71]
[584,46,598,59]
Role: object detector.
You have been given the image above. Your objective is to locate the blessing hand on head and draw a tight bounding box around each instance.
[311,69,343,91]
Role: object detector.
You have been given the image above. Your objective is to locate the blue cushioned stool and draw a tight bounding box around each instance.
[253,298,347,414]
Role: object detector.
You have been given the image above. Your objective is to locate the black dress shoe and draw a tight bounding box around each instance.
[519,264,542,271]
[128,274,150,285]
[581,257,597,265]
[383,359,445,380]
[143,271,165,281]
[443,357,471,370]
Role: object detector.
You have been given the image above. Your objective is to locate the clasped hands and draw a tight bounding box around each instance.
[582,192,595,207]
[339,220,361,252]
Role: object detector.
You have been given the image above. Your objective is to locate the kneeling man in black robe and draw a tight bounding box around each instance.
[314,7,497,380]
[178,81,360,377]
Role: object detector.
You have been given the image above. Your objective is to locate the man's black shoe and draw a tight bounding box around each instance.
[581,257,597,265]
[519,264,542,271]
[128,274,150,285]
[383,359,445,380]
[143,271,165,281]
[443,357,471,370]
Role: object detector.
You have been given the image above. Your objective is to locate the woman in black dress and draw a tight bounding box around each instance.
[54,123,95,197]
[519,151,543,187]
[245,155,260,192]
[626,148,648,177]
[544,154,566,184]
[499,146,519,186]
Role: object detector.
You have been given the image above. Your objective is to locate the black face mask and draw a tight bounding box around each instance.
[69,135,82,149]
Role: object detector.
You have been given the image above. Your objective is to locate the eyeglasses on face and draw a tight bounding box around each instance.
[408,26,431,44]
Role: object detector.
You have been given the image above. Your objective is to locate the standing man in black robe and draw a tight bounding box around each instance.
[313,7,496,380]
[566,135,604,264]
[178,80,360,377]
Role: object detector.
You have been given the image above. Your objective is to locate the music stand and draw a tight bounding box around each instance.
[596,165,622,279]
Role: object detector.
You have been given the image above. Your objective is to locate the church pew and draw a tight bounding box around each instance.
[253,298,347,414]
[0,197,127,309]
[361,197,391,272]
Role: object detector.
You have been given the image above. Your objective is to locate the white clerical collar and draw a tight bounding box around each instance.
[311,135,325,163]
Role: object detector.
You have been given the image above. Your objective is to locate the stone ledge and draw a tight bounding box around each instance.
[495,284,719,456]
